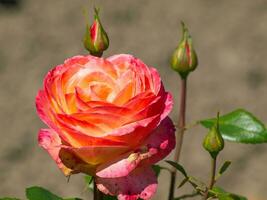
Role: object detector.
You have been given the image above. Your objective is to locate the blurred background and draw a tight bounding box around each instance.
[0,0,267,199]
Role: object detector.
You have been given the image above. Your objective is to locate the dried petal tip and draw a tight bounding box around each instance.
[203,113,224,159]
[171,21,198,79]
[84,7,109,57]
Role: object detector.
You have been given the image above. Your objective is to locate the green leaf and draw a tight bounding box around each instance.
[210,187,247,200]
[0,198,20,200]
[26,186,82,200]
[26,187,62,200]
[200,109,267,143]
[166,161,187,177]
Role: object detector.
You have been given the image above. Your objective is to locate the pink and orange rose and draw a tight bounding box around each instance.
[36,54,175,200]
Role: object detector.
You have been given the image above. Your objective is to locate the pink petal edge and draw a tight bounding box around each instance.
[38,129,71,175]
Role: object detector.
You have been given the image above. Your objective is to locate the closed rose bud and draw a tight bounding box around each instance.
[171,22,198,79]
[84,8,109,57]
[203,114,224,159]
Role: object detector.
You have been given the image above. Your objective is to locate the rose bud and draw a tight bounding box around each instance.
[203,113,224,159]
[36,54,175,200]
[171,22,198,79]
[84,8,109,57]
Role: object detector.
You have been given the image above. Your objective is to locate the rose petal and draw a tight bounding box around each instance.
[107,54,153,94]
[38,129,72,176]
[65,93,77,113]
[141,117,176,164]
[70,112,126,131]
[64,55,91,67]
[56,113,105,136]
[36,90,56,127]
[105,115,160,141]
[96,166,157,200]
[112,81,134,105]
[149,67,162,95]
[96,152,142,178]
[45,67,68,112]
[160,92,173,121]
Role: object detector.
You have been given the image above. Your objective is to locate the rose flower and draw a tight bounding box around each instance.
[36,54,175,200]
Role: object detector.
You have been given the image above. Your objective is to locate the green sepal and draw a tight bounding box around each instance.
[215,161,231,181]
[152,165,163,177]
[177,177,189,188]
[84,175,94,191]
[188,177,207,192]
[166,161,188,177]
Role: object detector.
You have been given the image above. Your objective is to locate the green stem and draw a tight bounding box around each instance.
[91,52,103,57]
[92,44,103,200]
[175,191,199,199]
[203,156,217,199]
[94,179,103,200]
[168,77,187,200]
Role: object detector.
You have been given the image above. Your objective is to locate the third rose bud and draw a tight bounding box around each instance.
[203,114,224,159]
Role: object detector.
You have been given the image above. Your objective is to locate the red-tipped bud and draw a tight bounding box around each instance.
[84,8,109,57]
[171,22,198,79]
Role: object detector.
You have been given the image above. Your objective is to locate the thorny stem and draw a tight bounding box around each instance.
[168,78,187,200]
[94,178,103,200]
[203,156,217,199]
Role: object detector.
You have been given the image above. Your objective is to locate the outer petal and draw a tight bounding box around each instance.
[160,92,173,121]
[39,129,101,176]
[141,117,176,164]
[96,117,175,178]
[36,90,57,127]
[96,166,157,200]
[38,129,72,175]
